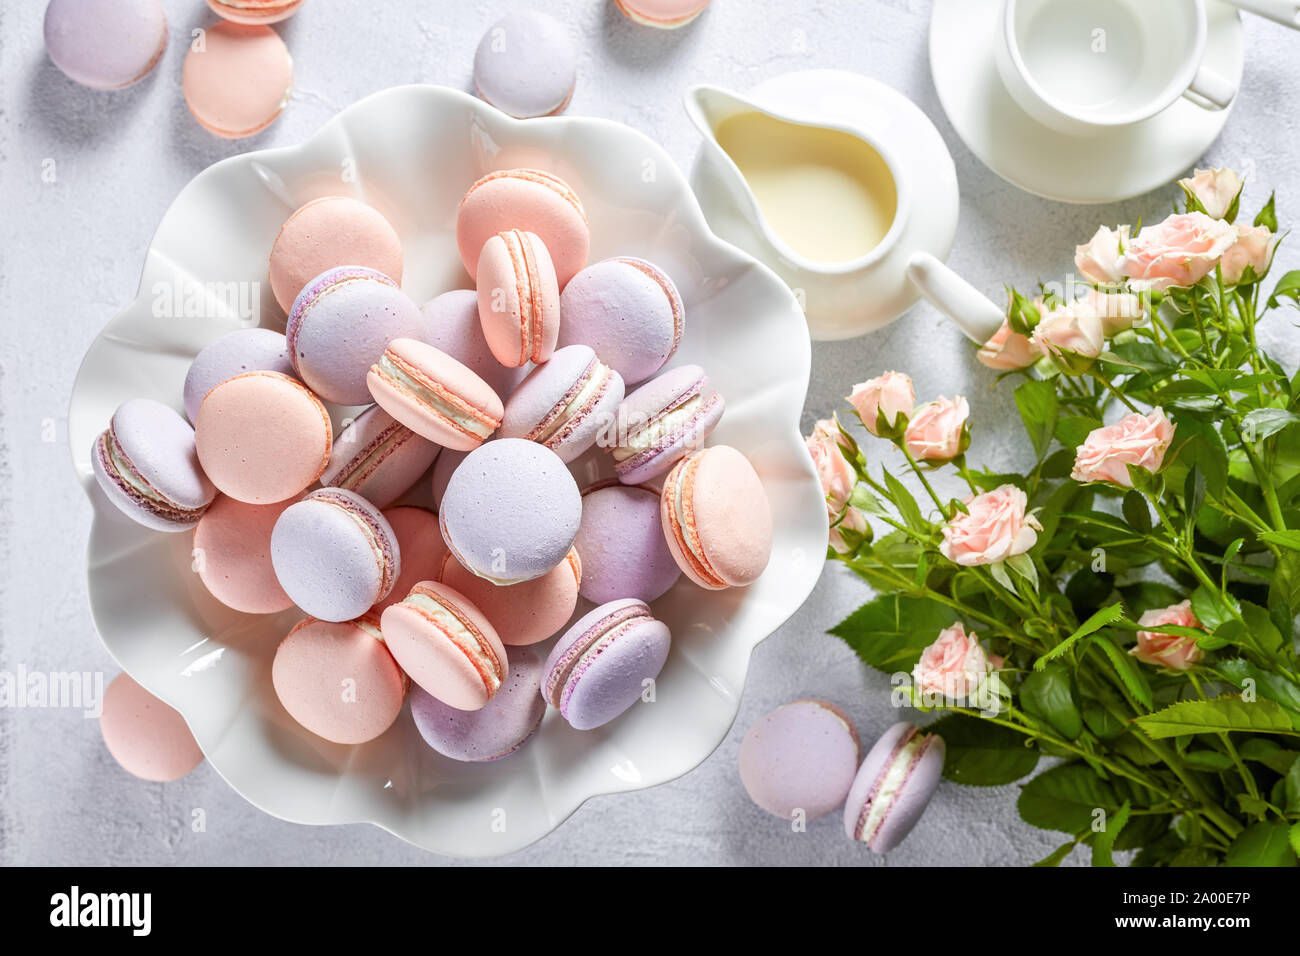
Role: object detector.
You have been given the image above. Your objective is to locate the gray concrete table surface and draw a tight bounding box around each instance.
[2,0,1297,866]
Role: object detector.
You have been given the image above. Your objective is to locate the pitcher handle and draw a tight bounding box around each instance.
[905,252,1005,344]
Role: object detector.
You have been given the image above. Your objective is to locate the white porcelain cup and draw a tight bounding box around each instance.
[994,0,1238,137]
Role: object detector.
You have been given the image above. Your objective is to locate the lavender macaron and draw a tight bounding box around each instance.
[320,405,439,510]
[440,439,581,584]
[739,700,861,821]
[182,327,296,422]
[844,722,945,853]
[610,364,724,484]
[287,266,420,405]
[418,289,530,400]
[575,481,680,604]
[473,10,577,118]
[91,399,216,532]
[499,344,625,463]
[270,488,401,622]
[541,599,670,730]
[411,645,547,761]
[557,257,684,385]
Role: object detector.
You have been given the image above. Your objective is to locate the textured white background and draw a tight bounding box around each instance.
[1,0,1298,866]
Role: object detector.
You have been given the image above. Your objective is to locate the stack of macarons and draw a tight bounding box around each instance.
[90,167,773,772]
[738,702,945,854]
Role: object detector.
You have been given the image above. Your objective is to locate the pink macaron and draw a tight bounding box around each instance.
[270,488,401,622]
[193,493,297,614]
[367,338,504,451]
[418,289,530,400]
[739,700,861,821]
[182,327,296,423]
[194,370,332,504]
[320,405,440,510]
[207,0,304,25]
[44,0,168,91]
[99,674,204,782]
[380,581,509,711]
[271,615,407,745]
[457,168,589,288]
[499,344,625,463]
[287,266,421,406]
[269,197,404,315]
[181,21,294,139]
[440,547,581,646]
[476,229,561,369]
[844,723,946,853]
[558,257,684,385]
[615,0,712,28]
[660,445,773,590]
[374,506,447,614]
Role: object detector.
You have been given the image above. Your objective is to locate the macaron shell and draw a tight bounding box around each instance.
[193,494,297,613]
[271,618,406,745]
[270,489,400,622]
[557,258,683,385]
[411,646,546,761]
[476,230,561,368]
[419,289,530,399]
[738,700,861,820]
[615,0,712,27]
[380,582,508,711]
[843,723,945,852]
[194,371,332,504]
[457,169,589,287]
[269,197,404,314]
[473,10,577,118]
[438,439,581,584]
[546,601,670,731]
[576,484,680,604]
[374,506,447,614]
[321,406,439,510]
[367,338,504,450]
[499,345,625,463]
[663,446,772,589]
[289,267,420,406]
[181,21,293,139]
[440,549,580,646]
[99,674,204,782]
[183,327,296,422]
[207,0,304,25]
[614,365,724,484]
[430,448,468,511]
[44,0,167,90]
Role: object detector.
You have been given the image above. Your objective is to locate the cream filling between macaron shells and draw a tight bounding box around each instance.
[100,430,208,520]
[403,590,503,693]
[852,729,930,847]
[375,354,496,438]
[530,360,615,446]
[671,459,717,578]
[614,394,703,462]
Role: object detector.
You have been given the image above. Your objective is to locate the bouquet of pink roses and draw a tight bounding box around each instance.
[816,168,1300,866]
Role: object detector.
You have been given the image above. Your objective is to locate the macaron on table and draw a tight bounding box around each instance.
[69,84,824,856]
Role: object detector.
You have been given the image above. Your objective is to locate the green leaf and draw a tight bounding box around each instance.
[1170,415,1229,498]
[1036,603,1125,669]
[1033,842,1078,867]
[1119,581,1185,616]
[1021,662,1084,740]
[882,468,927,531]
[1135,696,1298,738]
[1018,763,1119,833]
[1270,549,1300,618]
[1286,756,1300,813]
[1092,635,1154,711]
[1091,800,1132,867]
[1270,270,1300,310]
[1182,749,1235,771]
[828,594,958,673]
[1121,490,1152,534]
[1055,415,1101,450]
[1291,822,1300,859]
[1240,600,1286,658]
[1082,701,1127,740]
[989,560,1017,595]
[1225,820,1298,867]
[1255,192,1277,232]
[1237,738,1300,774]
[1216,658,1300,720]
[1190,584,1237,631]
[1258,530,1300,552]
[1241,408,1300,443]
[1015,378,1059,459]
[928,714,1039,786]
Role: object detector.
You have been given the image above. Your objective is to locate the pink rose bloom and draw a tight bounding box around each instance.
[940,484,1042,567]
[978,319,1041,371]
[1030,300,1104,370]
[904,396,969,462]
[1130,600,1204,671]
[806,420,865,553]
[1075,225,1130,284]
[847,371,914,436]
[1085,288,1146,337]
[1219,223,1275,285]
[912,623,990,700]
[1071,407,1174,487]
[1121,212,1238,292]
[1179,167,1243,220]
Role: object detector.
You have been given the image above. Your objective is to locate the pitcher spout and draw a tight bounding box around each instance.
[905,252,1005,344]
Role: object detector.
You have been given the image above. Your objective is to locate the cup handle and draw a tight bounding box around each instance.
[1183,64,1237,111]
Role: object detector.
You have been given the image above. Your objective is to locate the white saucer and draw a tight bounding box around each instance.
[930,0,1244,204]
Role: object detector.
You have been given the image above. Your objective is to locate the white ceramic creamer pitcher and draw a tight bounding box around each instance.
[905,252,1007,345]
